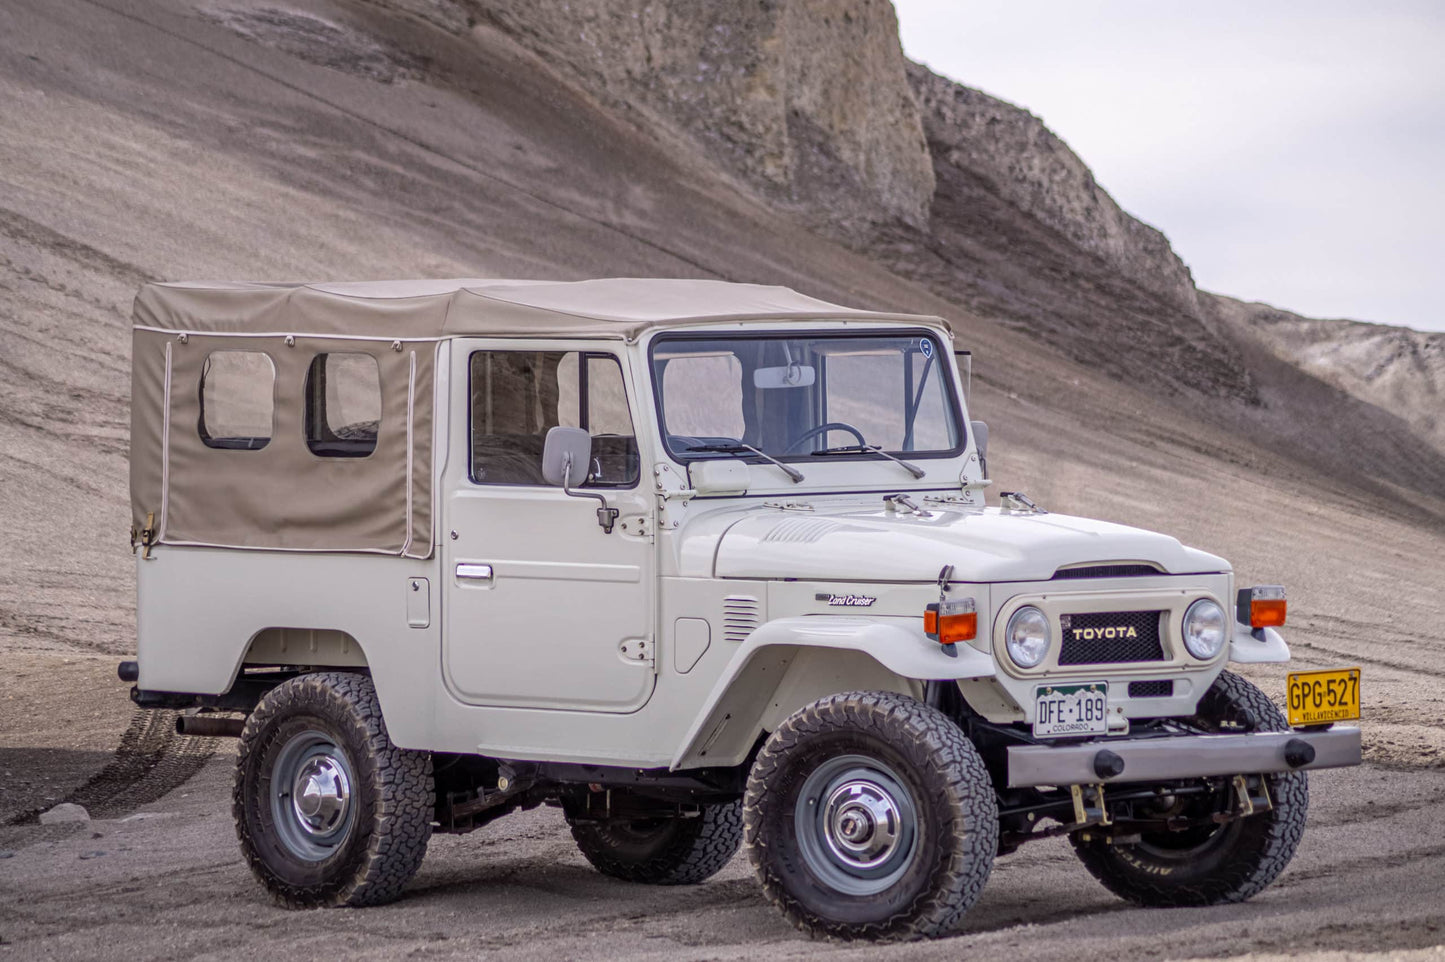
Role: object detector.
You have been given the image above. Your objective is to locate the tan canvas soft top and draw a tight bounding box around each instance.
[130,278,946,558]
[132,277,945,339]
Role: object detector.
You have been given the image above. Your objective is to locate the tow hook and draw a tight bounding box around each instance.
[1070,783,1112,827]
[1218,774,1273,822]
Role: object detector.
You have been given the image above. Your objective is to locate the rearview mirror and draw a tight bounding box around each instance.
[542,426,592,487]
[753,365,816,389]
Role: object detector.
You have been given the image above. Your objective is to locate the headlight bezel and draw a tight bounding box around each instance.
[1005,605,1052,668]
[1182,597,1228,660]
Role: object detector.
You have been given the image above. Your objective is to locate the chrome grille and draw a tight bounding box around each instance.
[1058,610,1166,665]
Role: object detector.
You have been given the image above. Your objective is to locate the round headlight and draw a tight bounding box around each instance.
[1182,599,1227,659]
[1006,606,1051,668]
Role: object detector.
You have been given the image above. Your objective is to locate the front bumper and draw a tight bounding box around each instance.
[1006,726,1362,788]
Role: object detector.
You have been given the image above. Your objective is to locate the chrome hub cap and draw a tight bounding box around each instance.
[794,754,919,896]
[270,730,357,861]
[824,779,903,869]
[292,755,351,837]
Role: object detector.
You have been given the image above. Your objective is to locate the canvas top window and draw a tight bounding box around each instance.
[651,331,962,463]
[199,350,275,451]
[305,353,382,458]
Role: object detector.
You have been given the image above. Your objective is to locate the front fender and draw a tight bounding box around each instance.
[1229,624,1290,663]
[669,616,995,770]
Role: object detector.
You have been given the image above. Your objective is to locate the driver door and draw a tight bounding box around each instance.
[442,344,655,712]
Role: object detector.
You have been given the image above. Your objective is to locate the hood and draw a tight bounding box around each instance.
[712,505,1227,582]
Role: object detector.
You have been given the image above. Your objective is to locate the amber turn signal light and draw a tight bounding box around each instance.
[1237,585,1287,628]
[925,597,977,645]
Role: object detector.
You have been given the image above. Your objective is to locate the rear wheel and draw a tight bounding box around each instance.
[744,691,997,941]
[233,672,433,907]
[567,797,742,884]
[1071,670,1309,906]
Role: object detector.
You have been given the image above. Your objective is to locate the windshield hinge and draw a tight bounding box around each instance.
[883,493,932,518]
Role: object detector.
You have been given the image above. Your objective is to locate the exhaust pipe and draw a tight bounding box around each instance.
[175,715,245,738]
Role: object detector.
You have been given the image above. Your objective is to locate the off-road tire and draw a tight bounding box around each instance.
[1071,670,1309,907]
[567,798,743,884]
[233,671,433,908]
[744,690,998,941]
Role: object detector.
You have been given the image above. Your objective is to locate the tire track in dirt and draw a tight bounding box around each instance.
[4,708,215,825]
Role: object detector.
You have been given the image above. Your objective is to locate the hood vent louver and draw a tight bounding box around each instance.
[1052,564,1161,580]
[722,595,761,644]
[760,518,847,544]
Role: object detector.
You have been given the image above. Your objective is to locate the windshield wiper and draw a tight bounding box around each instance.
[681,442,805,483]
[811,444,925,479]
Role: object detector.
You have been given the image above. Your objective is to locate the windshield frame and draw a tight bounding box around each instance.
[648,327,969,467]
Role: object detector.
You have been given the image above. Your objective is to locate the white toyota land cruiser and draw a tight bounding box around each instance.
[120,278,1362,941]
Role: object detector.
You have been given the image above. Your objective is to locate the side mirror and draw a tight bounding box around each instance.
[971,420,989,478]
[542,426,593,486]
[955,350,972,406]
[542,426,618,533]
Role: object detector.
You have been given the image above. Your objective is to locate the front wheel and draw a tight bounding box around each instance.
[1071,670,1309,906]
[233,672,434,908]
[744,691,998,941]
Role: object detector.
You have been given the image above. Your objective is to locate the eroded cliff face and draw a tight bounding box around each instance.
[905,64,1200,318]
[383,0,935,227]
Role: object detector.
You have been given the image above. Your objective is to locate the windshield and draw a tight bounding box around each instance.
[652,331,962,463]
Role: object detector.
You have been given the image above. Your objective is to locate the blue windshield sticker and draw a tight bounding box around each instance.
[920,338,933,359]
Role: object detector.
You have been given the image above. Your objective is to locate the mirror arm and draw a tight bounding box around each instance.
[562,455,618,534]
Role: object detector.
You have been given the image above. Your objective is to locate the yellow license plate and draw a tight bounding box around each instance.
[1287,667,1361,727]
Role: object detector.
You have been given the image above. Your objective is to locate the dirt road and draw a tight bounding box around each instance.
[2,750,1442,961]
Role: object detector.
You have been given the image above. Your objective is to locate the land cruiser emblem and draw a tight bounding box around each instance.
[816,593,877,608]
[1071,625,1138,640]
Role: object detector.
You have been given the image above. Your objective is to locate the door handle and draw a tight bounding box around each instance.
[456,563,494,582]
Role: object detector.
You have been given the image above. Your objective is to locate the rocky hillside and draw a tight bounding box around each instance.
[372,0,935,228]
[1211,295,1445,453]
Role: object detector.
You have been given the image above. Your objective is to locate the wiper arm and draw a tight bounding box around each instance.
[681,442,805,483]
[811,444,926,479]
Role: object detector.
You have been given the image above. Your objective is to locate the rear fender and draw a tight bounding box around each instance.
[669,616,996,770]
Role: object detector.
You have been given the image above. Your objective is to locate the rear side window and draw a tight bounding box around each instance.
[199,351,274,450]
[469,351,639,487]
[305,353,382,458]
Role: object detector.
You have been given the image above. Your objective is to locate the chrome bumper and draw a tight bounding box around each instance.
[1006,726,1362,788]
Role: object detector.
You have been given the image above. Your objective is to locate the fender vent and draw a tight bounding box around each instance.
[722,595,761,643]
[761,518,844,544]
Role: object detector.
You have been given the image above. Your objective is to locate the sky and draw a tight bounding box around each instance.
[891,1,1445,333]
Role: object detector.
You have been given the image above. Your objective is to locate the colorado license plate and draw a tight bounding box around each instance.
[1034,683,1108,738]
[1287,667,1361,727]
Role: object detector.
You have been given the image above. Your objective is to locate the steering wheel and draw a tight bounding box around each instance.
[782,421,868,454]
